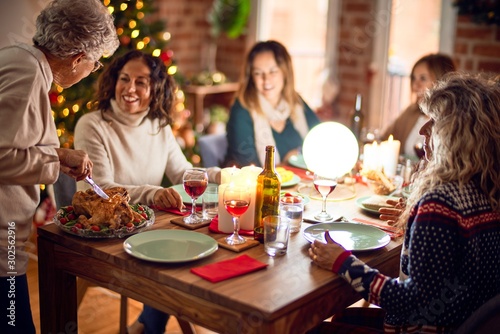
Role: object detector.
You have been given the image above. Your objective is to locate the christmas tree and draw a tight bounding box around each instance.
[50,0,187,149]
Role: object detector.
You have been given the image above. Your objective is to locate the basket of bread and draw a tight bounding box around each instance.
[361,169,401,195]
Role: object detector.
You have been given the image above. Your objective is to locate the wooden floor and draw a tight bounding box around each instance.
[26,234,217,334]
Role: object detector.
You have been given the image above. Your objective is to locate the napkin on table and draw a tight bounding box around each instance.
[191,254,268,283]
[208,216,254,236]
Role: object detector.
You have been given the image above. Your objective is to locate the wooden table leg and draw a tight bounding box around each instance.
[38,236,78,333]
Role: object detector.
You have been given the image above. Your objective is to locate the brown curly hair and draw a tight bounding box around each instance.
[95,50,175,130]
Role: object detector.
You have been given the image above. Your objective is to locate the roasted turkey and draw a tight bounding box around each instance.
[72,187,144,229]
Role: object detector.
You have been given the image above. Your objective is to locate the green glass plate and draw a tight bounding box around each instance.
[303,222,390,251]
[288,154,308,170]
[123,230,218,263]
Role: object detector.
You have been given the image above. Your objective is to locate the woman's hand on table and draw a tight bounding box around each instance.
[379,197,406,226]
[154,188,185,211]
[309,232,346,271]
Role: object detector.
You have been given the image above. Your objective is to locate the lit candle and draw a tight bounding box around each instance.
[363,141,380,171]
[218,166,262,232]
[238,165,262,231]
[380,135,401,177]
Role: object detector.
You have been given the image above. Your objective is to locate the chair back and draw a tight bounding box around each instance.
[455,294,500,334]
[53,173,77,208]
[198,132,228,167]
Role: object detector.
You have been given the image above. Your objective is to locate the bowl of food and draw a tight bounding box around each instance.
[362,169,402,195]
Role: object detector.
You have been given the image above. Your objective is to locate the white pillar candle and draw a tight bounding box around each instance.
[221,166,240,184]
[237,165,262,231]
[363,141,380,171]
[380,135,401,177]
[217,183,233,233]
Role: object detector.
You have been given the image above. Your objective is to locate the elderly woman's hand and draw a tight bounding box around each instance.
[309,232,346,271]
[154,188,185,211]
[379,197,406,226]
[56,148,92,181]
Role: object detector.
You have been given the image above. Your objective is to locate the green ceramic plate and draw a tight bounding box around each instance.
[281,174,301,188]
[170,183,218,206]
[303,222,390,251]
[288,154,308,170]
[123,230,218,263]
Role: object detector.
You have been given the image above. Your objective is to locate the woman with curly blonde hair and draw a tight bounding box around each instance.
[308,73,499,333]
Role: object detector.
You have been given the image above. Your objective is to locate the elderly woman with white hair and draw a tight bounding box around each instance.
[0,0,118,332]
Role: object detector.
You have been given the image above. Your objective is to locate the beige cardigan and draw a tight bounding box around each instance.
[0,44,60,276]
[382,103,423,151]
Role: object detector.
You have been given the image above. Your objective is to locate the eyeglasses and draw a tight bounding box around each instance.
[91,60,103,73]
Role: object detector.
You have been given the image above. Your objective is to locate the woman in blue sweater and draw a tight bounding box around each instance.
[309,73,500,333]
[225,40,320,167]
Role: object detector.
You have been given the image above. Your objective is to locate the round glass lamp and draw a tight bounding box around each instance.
[302,122,359,221]
[302,122,359,178]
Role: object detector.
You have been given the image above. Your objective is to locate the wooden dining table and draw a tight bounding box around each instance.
[37,178,402,334]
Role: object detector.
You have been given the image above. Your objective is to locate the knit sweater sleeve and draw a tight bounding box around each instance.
[225,99,260,167]
[335,193,464,325]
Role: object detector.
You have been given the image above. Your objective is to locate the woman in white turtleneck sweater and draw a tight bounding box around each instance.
[74,50,220,334]
[75,51,220,209]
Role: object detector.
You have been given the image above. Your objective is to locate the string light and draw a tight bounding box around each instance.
[131,30,140,38]
[129,20,137,29]
[117,27,124,36]
[136,1,144,10]
[120,3,127,11]
[107,6,114,14]
[72,104,79,113]
[136,41,145,49]
[152,49,161,57]
[167,65,177,75]
[137,12,144,19]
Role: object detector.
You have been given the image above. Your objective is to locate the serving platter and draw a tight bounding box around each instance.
[123,230,218,263]
[281,174,301,188]
[54,204,154,238]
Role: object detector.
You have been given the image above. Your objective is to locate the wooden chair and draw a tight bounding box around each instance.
[198,132,228,167]
[455,294,500,334]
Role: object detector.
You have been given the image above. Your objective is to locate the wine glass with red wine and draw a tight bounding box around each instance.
[223,183,251,245]
[182,168,208,224]
[313,173,338,221]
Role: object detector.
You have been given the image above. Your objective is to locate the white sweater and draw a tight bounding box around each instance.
[74,101,219,205]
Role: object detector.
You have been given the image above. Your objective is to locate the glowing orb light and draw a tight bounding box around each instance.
[302,122,359,179]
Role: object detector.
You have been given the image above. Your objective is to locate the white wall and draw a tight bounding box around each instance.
[0,0,50,49]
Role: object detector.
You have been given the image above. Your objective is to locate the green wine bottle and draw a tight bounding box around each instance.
[254,146,281,235]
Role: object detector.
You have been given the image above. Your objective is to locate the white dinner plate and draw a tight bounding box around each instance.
[281,174,301,188]
[288,154,308,170]
[170,183,217,206]
[124,230,218,263]
[303,222,390,251]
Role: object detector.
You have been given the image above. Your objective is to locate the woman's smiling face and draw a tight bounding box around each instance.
[251,51,284,107]
[115,58,152,113]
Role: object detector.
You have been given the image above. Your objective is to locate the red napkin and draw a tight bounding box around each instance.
[191,254,268,283]
[208,216,254,236]
[282,165,313,180]
[152,205,201,216]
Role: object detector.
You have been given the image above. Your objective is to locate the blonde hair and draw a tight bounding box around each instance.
[236,40,302,116]
[33,0,119,61]
[398,73,500,228]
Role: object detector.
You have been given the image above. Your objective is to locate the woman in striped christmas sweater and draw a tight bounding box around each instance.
[308,73,500,333]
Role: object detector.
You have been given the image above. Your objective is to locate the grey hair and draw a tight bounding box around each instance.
[33,0,119,61]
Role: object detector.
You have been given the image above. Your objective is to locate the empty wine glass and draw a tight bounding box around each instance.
[313,173,338,221]
[223,183,251,245]
[182,168,208,224]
